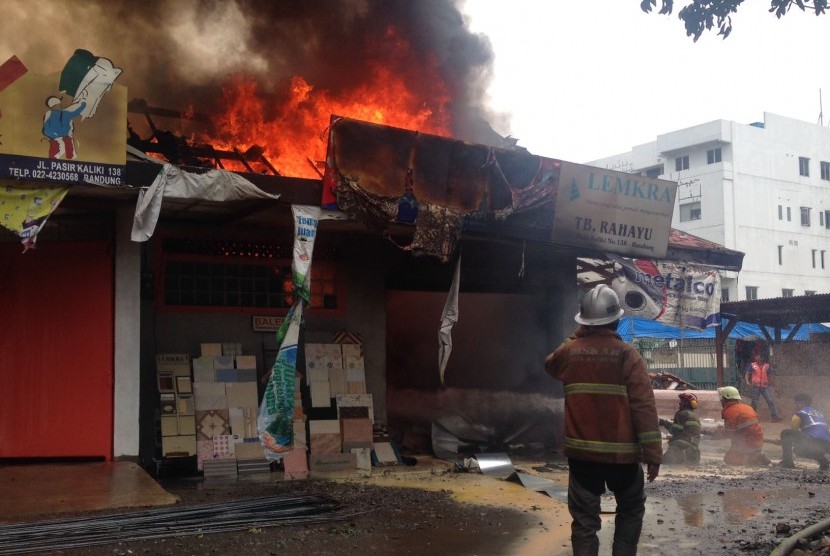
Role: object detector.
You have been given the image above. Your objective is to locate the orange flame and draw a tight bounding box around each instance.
[206,27,452,178]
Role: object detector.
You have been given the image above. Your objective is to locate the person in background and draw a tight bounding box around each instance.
[779,393,830,471]
[545,284,662,556]
[659,392,701,465]
[717,386,770,466]
[744,354,782,422]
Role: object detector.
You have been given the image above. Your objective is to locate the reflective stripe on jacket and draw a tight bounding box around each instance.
[722,400,763,451]
[749,362,770,387]
[545,326,662,465]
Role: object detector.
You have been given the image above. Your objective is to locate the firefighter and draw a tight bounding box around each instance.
[717,386,770,466]
[659,392,702,465]
[545,284,661,556]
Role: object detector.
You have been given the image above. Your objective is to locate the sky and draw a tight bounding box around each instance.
[461,0,830,163]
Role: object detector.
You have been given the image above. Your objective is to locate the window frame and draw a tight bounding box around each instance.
[679,201,701,222]
[675,155,689,172]
[799,156,810,177]
[155,235,346,316]
[745,286,758,301]
[821,161,830,181]
[706,147,722,164]
[782,288,794,298]
[801,207,811,227]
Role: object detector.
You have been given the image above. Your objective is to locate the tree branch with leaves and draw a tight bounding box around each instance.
[641,0,828,40]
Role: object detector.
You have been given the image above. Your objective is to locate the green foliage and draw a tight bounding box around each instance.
[641,0,828,40]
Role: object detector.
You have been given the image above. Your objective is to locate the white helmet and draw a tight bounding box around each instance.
[575,284,625,326]
[717,386,742,400]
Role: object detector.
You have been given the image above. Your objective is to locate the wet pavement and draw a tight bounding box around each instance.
[0,461,177,522]
[0,417,821,555]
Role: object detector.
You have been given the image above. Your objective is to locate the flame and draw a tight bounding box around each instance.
[206,26,452,178]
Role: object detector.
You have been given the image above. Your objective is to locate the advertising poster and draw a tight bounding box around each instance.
[609,254,721,329]
[552,162,677,258]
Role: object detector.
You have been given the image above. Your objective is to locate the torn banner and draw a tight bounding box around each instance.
[257,205,343,461]
[0,186,68,251]
[131,163,279,241]
[438,254,461,386]
[325,116,559,262]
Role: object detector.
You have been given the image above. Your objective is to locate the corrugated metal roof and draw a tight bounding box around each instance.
[721,293,830,329]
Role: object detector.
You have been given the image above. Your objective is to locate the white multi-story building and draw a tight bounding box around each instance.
[589,112,830,302]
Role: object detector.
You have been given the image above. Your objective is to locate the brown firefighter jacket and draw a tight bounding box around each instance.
[545,326,663,465]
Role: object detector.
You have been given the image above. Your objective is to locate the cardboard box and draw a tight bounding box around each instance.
[192,356,215,382]
[235,355,257,369]
[161,415,178,436]
[162,434,196,456]
[201,343,223,357]
[193,381,228,410]
[222,343,243,356]
[309,452,356,472]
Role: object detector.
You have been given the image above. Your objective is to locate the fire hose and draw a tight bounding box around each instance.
[770,515,830,556]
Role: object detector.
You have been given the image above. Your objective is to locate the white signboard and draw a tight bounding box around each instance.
[252,315,283,332]
[552,161,677,258]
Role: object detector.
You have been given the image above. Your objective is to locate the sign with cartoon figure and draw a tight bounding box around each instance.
[0,50,126,185]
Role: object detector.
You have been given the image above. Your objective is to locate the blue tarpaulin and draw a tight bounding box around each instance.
[617,316,830,342]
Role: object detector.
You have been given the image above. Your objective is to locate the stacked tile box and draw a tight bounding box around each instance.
[192,342,266,477]
[157,354,196,457]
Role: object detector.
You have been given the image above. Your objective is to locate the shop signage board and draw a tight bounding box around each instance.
[0,50,126,186]
[552,161,677,258]
[252,315,284,332]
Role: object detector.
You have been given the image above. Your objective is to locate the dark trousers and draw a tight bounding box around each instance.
[780,429,830,465]
[750,386,779,418]
[567,459,646,556]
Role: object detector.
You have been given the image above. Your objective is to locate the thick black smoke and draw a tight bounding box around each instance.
[0,0,503,143]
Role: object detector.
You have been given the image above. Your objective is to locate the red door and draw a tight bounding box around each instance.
[0,241,114,459]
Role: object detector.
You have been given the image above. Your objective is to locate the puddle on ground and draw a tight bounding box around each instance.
[656,486,830,527]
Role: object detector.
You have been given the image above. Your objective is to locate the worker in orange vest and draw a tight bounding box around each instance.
[717,386,770,466]
[744,354,782,422]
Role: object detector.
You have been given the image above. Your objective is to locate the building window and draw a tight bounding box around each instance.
[721,288,730,302]
[787,207,792,221]
[707,147,722,164]
[823,211,826,227]
[158,237,343,313]
[813,249,817,268]
[778,205,783,220]
[822,161,830,181]
[782,288,794,297]
[825,210,830,229]
[823,250,826,269]
[778,245,783,265]
[745,286,758,300]
[800,156,810,177]
[679,201,701,222]
[675,155,689,171]
[645,166,663,178]
[806,290,817,296]
[801,207,811,226]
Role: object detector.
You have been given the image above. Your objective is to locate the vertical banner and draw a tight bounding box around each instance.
[438,254,461,386]
[257,204,336,461]
[258,303,303,460]
[609,254,721,329]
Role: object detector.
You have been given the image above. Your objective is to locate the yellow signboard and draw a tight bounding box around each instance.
[0,50,126,185]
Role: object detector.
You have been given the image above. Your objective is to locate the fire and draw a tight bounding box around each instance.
[207,27,452,179]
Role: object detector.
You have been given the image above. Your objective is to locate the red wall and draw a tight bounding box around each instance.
[0,241,114,459]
